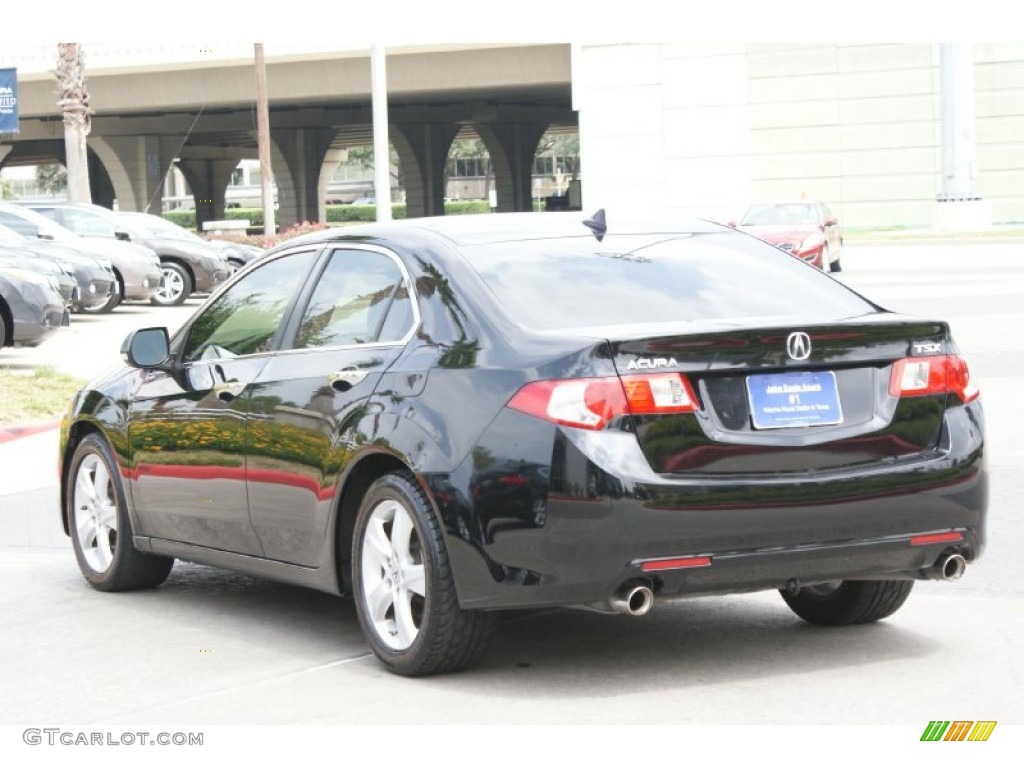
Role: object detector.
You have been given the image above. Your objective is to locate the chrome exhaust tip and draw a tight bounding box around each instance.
[926,552,967,581]
[609,582,654,616]
[939,552,967,581]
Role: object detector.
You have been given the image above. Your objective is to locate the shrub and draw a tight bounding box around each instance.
[162,210,195,228]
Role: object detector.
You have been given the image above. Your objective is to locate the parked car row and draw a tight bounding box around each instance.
[0,201,264,351]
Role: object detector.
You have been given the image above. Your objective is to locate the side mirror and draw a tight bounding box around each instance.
[726,220,737,228]
[121,327,170,368]
[824,217,838,227]
[114,229,132,242]
[37,227,55,241]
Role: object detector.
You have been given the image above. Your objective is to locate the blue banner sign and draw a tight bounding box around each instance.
[0,68,19,134]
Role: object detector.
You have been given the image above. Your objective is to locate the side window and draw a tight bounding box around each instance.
[61,209,118,238]
[181,250,316,362]
[0,212,35,237]
[294,249,413,349]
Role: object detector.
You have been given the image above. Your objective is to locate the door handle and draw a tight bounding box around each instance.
[329,368,369,392]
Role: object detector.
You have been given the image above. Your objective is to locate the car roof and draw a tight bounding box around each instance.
[283,212,730,250]
[744,200,823,208]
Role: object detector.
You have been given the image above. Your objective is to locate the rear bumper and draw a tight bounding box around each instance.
[438,401,987,610]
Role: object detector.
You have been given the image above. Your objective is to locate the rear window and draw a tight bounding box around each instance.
[463,232,875,331]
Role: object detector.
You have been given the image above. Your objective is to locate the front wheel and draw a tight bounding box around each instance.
[67,434,174,591]
[780,579,914,626]
[151,262,192,306]
[80,279,121,314]
[352,471,496,676]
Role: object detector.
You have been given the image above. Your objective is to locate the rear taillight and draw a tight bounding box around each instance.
[508,373,698,430]
[620,373,698,414]
[889,355,979,404]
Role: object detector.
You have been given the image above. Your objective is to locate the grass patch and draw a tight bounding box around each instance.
[0,366,86,426]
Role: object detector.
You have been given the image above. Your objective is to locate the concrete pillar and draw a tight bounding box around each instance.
[476,122,548,212]
[87,135,182,213]
[318,147,347,222]
[935,43,990,229]
[177,157,241,231]
[87,151,116,208]
[392,122,459,218]
[271,127,336,228]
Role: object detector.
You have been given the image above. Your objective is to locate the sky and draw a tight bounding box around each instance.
[0,1,1014,44]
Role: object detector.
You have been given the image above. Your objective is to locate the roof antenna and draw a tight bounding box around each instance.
[583,208,607,242]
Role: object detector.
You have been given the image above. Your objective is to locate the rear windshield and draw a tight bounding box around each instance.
[462,232,875,331]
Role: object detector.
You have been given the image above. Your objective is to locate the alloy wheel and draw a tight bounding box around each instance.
[73,453,119,573]
[155,265,186,304]
[359,498,427,651]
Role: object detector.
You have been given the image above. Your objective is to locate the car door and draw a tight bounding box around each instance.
[244,246,418,566]
[128,248,318,554]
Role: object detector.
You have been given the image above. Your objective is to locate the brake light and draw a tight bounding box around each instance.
[508,378,627,430]
[508,373,698,430]
[889,355,979,403]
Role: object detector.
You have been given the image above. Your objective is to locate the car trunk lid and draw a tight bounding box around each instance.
[609,316,955,475]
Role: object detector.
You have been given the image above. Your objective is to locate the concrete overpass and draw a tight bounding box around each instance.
[0,44,575,227]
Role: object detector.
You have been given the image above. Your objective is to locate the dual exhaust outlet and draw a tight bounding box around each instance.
[606,551,966,615]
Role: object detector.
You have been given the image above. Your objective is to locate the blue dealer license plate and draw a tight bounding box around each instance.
[746,371,843,430]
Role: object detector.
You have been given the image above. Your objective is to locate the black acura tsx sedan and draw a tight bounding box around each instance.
[58,212,987,676]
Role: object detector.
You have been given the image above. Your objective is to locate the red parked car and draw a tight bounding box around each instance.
[732,200,843,272]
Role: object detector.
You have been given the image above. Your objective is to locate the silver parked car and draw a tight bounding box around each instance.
[0,265,69,347]
[0,203,162,313]
[117,211,233,305]
[27,204,231,306]
[0,222,116,312]
[0,243,78,307]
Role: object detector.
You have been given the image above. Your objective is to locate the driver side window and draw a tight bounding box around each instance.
[181,250,316,362]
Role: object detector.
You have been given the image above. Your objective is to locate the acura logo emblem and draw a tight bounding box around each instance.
[786,332,811,361]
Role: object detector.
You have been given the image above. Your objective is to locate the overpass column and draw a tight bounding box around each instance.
[271,127,336,228]
[176,157,240,232]
[392,123,459,218]
[88,135,182,213]
[476,122,548,212]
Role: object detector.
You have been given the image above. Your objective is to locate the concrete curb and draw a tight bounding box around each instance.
[0,419,61,445]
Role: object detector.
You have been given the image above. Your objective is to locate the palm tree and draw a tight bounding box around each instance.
[56,43,92,203]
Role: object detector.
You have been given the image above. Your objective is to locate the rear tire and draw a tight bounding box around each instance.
[781,580,913,626]
[67,434,174,591]
[352,471,496,676]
